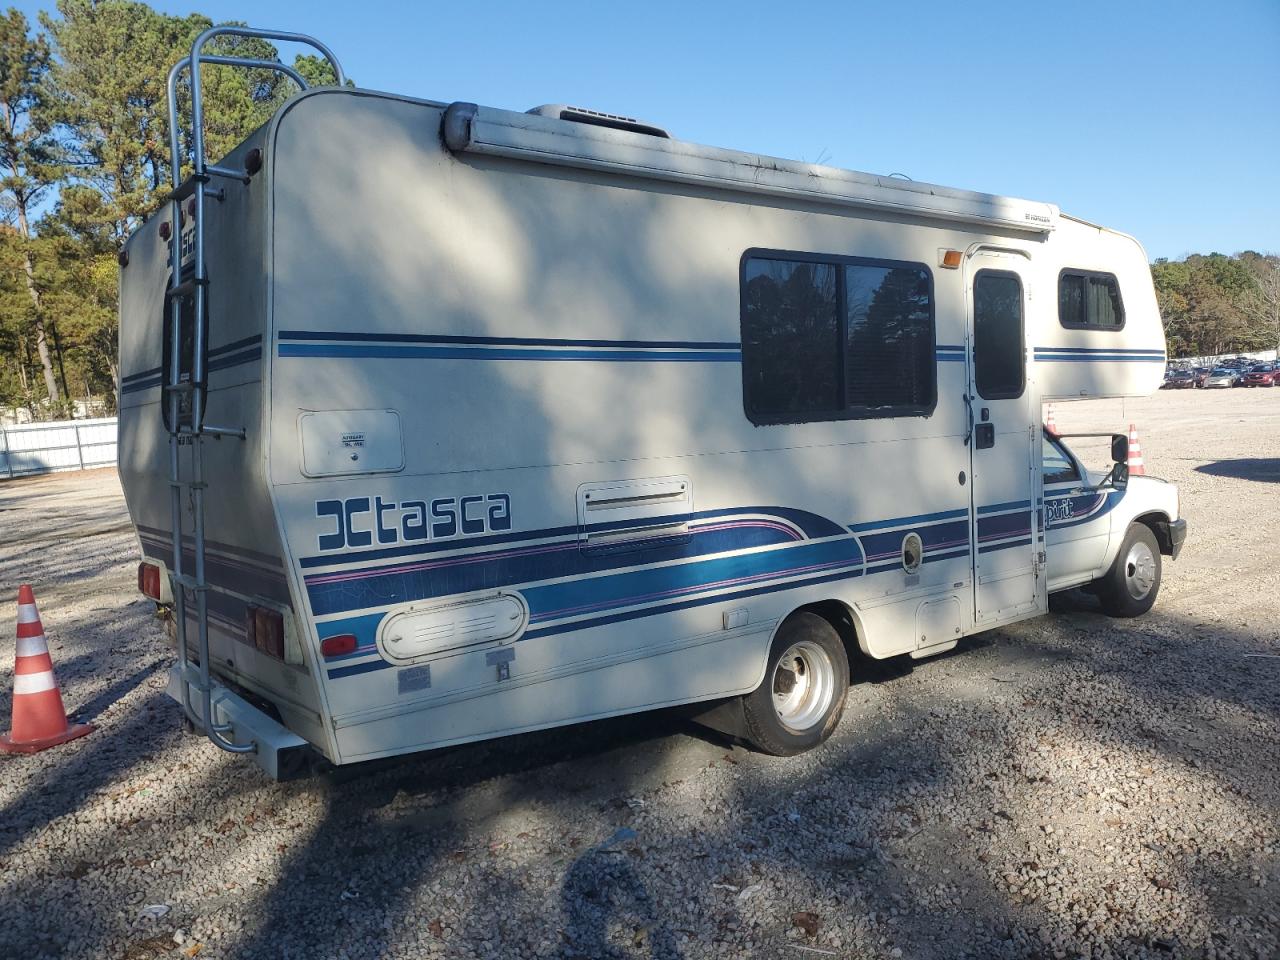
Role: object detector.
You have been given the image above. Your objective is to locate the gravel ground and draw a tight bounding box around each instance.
[1,389,1278,960]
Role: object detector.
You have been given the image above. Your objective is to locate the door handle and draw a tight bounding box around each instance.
[962,394,974,446]
[975,422,995,449]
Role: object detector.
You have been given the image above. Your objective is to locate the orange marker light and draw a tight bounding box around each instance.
[940,249,963,269]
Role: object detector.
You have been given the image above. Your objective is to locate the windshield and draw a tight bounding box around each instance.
[1211,369,1232,375]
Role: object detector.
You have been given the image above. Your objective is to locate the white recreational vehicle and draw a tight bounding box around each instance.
[118,27,1186,777]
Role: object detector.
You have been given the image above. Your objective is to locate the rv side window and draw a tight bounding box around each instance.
[741,258,840,419]
[972,270,1025,401]
[1058,270,1124,330]
[844,265,935,413]
[741,251,935,424]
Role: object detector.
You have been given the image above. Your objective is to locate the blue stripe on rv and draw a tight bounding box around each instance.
[521,539,862,625]
[275,334,975,365]
[1034,350,1167,358]
[859,518,969,562]
[307,531,862,619]
[1034,346,1165,363]
[120,335,264,394]
[978,537,1034,554]
[976,511,1032,541]
[312,497,1064,678]
[278,330,741,350]
[278,343,742,362]
[320,537,977,679]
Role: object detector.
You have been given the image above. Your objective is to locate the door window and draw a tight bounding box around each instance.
[1042,433,1080,484]
[973,270,1025,400]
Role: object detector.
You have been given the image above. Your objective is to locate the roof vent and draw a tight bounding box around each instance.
[526,104,670,139]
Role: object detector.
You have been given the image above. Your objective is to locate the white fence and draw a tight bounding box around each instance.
[0,417,118,479]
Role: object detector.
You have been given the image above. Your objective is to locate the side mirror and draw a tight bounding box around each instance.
[1110,433,1129,463]
[1110,461,1129,489]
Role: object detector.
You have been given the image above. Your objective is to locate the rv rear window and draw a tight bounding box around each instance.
[1058,270,1124,330]
[741,251,935,424]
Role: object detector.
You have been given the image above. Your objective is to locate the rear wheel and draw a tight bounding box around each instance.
[1098,524,1162,617]
[741,612,849,756]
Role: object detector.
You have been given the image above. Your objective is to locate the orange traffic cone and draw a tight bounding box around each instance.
[1044,403,1058,436]
[1126,424,1146,477]
[0,585,93,754]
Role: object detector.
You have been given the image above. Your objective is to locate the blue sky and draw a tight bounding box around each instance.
[16,0,1280,260]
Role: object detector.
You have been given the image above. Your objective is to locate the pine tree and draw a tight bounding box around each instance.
[0,8,63,410]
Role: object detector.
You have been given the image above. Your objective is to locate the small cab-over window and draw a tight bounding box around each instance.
[740,251,935,425]
[1059,269,1124,330]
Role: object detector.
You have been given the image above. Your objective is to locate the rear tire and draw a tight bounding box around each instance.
[1097,524,1162,618]
[741,612,849,756]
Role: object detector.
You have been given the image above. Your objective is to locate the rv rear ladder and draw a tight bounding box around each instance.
[163,26,344,757]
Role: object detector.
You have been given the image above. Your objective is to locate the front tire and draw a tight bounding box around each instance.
[741,612,849,756]
[1098,524,1162,617]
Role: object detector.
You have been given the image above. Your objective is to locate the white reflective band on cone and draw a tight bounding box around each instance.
[16,603,40,624]
[14,671,57,695]
[16,635,49,658]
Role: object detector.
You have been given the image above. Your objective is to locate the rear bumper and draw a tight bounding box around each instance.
[1168,519,1188,561]
[165,665,315,780]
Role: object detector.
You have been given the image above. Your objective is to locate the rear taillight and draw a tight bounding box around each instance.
[320,634,357,658]
[246,605,285,661]
[138,561,162,601]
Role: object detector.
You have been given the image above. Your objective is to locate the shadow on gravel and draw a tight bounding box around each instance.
[559,836,686,960]
[70,660,168,725]
[0,691,177,861]
[12,612,1268,958]
[1193,457,1280,483]
[226,711,708,959]
[218,605,1280,960]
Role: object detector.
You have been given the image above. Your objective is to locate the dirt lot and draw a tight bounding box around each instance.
[1,389,1278,960]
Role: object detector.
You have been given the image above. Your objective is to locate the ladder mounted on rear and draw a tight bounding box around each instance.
[163,27,345,755]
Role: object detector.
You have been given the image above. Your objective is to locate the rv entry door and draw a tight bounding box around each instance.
[965,250,1045,627]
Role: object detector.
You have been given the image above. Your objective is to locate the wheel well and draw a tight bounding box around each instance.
[1134,511,1174,555]
[792,600,865,674]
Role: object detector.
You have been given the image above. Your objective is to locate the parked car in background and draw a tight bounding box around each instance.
[1162,370,1197,389]
[1240,364,1278,387]
[1190,366,1212,387]
[1203,368,1238,389]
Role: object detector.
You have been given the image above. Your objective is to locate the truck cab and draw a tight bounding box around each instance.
[1043,429,1185,615]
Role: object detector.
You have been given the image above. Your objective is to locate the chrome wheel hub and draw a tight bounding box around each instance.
[772,640,836,732]
[1124,540,1157,600]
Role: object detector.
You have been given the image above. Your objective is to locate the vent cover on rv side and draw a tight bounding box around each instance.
[526,104,670,139]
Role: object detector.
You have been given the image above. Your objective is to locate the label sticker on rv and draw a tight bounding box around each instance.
[341,432,366,448]
[1045,499,1074,524]
[315,493,511,551]
[398,665,431,694]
